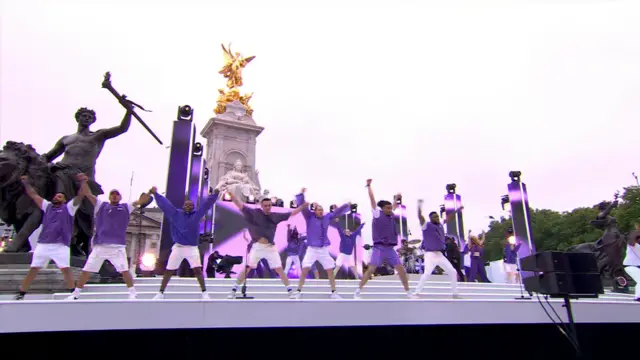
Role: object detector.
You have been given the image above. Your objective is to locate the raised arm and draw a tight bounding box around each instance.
[228,191,244,211]
[352,222,365,237]
[479,231,486,246]
[295,188,312,219]
[149,187,178,217]
[392,193,401,211]
[417,199,426,226]
[42,137,66,163]
[20,176,44,209]
[193,189,220,219]
[78,176,97,206]
[97,107,133,140]
[366,179,376,210]
[328,202,350,220]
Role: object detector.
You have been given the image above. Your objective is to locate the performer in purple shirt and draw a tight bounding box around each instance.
[355,179,414,299]
[227,191,308,299]
[412,199,462,298]
[503,232,522,284]
[149,186,219,300]
[467,231,490,282]
[67,183,152,300]
[290,188,350,300]
[284,224,302,276]
[331,218,365,279]
[13,174,87,300]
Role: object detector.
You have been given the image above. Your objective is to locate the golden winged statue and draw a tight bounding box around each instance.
[215,43,256,115]
[219,43,255,89]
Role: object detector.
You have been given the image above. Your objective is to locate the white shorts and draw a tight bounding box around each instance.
[83,245,129,273]
[31,243,70,268]
[302,246,335,270]
[248,243,282,269]
[504,263,517,273]
[336,252,355,267]
[167,244,202,271]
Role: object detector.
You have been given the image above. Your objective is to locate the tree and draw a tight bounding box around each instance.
[481,186,640,262]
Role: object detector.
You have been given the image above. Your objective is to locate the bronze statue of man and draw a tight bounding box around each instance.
[42,103,133,256]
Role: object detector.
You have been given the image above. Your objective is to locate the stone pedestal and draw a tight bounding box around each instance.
[200,101,264,192]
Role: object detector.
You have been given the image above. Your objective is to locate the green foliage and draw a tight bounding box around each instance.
[481,186,640,262]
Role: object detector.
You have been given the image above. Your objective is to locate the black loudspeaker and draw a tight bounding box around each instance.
[520,251,598,273]
[521,251,602,297]
[523,273,604,297]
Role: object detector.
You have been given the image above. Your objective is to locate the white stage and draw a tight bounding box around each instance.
[1,277,638,333]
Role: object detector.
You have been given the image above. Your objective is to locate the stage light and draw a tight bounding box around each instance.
[310,203,316,211]
[140,253,156,271]
[446,183,457,194]
[330,204,337,213]
[275,198,284,207]
[508,235,516,245]
[223,192,232,201]
[395,194,402,205]
[192,142,203,156]
[501,195,510,210]
[290,200,298,208]
[203,168,209,181]
[439,204,445,218]
[177,105,193,120]
[350,204,358,214]
[509,171,522,182]
[247,194,256,204]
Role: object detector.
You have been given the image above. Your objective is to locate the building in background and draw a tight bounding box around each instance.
[126,207,162,262]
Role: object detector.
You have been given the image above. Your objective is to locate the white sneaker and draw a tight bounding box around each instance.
[227,290,237,299]
[290,290,302,299]
[65,294,78,300]
[153,293,165,300]
[128,293,137,300]
[407,292,419,299]
[202,291,210,300]
[353,291,362,299]
[330,292,342,300]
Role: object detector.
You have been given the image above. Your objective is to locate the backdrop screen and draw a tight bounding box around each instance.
[211,201,363,278]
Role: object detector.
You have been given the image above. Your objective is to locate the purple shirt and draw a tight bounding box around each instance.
[155,193,219,246]
[332,222,364,255]
[286,228,301,255]
[504,243,521,264]
[296,193,349,248]
[37,200,79,246]
[421,221,446,252]
[470,244,484,259]
[371,208,398,247]
[92,199,135,246]
[241,207,291,244]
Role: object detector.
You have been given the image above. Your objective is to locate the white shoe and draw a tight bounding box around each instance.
[353,291,362,299]
[153,293,165,300]
[407,292,419,299]
[290,290,302,299]
[65,294,78,300]
[227,290,237,299]
[330,292,342,300]
[202,291,210,300]
[128,293,137,300]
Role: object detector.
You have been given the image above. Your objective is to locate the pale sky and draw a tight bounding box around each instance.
[1,0,639,242]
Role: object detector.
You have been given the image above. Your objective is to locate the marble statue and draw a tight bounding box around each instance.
[215,159,260,200]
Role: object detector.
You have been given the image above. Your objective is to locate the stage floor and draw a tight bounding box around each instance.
[1,277,638,333]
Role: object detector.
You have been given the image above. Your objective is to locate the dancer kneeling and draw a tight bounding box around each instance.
[290,188,350,299]
[68,186,151,300]
[355,179,414,299]
[228,192,308,299]
[412,199,461,298]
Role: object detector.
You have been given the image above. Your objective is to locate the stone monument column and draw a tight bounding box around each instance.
[200,100,264,200]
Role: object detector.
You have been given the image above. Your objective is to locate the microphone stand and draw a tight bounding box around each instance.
[514,257,531,300]
[237,239,254,300]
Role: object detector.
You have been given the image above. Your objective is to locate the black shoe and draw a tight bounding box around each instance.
[13,294,24,301]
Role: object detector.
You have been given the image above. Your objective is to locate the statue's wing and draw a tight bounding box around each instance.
[221,43,234,63]
[243,55,256,65]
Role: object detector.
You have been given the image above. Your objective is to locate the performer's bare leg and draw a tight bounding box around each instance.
[326,267,337,292]
[394,265,410,292]
[272,267,290,287]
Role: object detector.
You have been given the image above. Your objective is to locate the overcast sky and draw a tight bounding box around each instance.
[1,0,639,241]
